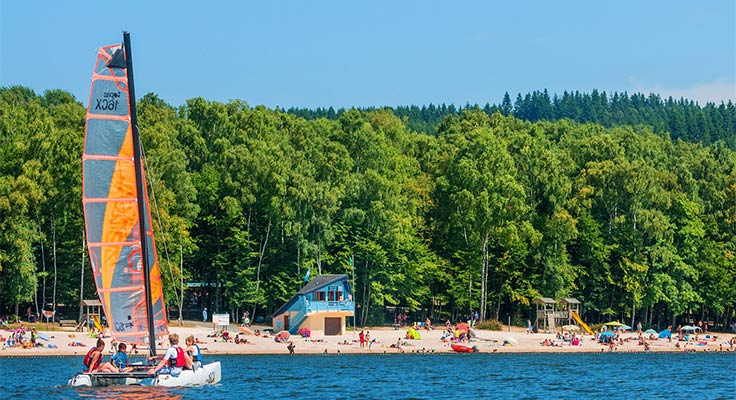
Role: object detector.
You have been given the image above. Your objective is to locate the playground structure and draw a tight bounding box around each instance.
[79,299,104,332]
[535,297,593,334]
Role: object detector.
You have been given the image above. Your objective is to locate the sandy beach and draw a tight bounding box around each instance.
[2,321,734,358]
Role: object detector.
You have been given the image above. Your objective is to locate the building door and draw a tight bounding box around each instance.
[284,315,289,331]
[324,317,341,335]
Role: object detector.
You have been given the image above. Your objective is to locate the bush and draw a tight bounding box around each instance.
[476,319,503,331]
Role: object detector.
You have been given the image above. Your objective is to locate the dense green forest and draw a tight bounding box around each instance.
[1,86,735,330]
[288,90,736,148]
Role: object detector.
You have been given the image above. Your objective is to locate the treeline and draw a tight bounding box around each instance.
[1,86,735,330]
[288,90,736,148]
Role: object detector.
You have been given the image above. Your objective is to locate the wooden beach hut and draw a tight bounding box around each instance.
[272,274,354,336]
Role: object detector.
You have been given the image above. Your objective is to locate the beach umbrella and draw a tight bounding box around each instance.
[643,329,657,335]
[618,325,632,331]
[600,331,615,337]
[562,325,580,331]
[504,337,518,345]
[604,321,625,327]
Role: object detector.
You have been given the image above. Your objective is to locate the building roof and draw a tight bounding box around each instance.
[272,274,350,317]
[296,274,348,295]
[561,298,580,304]
[81,299,103,307]
[535,297,556,304]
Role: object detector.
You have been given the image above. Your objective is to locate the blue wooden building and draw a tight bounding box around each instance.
[272,274,354,336]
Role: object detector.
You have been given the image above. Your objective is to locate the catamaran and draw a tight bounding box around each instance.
[69,32,221,387]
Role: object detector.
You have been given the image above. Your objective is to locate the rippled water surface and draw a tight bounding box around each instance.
[1,352,733,399]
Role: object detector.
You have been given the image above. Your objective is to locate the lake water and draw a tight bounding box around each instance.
[1,353,733,399]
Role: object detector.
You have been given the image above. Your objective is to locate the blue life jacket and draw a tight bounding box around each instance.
[111,351,128,368]
[191,344,202,362]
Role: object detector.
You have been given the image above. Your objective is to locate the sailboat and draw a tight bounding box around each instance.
[69,32,221,387]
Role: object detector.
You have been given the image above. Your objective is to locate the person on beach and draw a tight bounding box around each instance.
[287,341,295,354]
[111,342,134,372]
[202,307,208,322]
[184,335,203,369]
[359,330,365,349]
[148,333,192,377]
[526,319,534,334]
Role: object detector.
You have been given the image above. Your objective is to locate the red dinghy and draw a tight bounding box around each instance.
[451,343,478,353]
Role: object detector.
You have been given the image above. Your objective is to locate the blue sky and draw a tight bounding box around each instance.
[1,1,734,108]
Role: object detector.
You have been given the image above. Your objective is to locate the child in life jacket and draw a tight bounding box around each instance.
[184,335,203,369]
[110,342,134,372]
[147,333,192,377]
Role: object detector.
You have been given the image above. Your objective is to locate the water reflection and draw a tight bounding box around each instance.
[76,385,182,400]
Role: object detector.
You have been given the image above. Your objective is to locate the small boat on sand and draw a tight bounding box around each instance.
[451,343,478,353]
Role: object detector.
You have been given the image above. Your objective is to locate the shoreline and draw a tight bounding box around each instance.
[2,322,734,358]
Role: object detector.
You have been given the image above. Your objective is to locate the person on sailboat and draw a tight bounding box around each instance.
[184,335,203,369]
[147,333,192,377]
[110,342,134,372]
[83,338,117,373]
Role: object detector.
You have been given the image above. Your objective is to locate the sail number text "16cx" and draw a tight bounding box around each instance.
[96,91,122,111]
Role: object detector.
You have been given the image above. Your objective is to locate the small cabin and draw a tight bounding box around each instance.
[272,274,354,336]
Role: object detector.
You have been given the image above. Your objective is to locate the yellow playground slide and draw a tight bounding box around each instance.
[93,315,104,332]
[571,311,594,334]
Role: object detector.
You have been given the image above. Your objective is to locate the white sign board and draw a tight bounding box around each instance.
[213,313,230,328]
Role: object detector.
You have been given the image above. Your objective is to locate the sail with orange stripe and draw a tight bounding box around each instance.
[82,43,168,345]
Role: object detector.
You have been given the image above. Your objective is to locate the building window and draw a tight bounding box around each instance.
[316,291,326,301]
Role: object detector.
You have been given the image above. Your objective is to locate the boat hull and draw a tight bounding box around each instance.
[68,361,221,387]
[451,343,478,353]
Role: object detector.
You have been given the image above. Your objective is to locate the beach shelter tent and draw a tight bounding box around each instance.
[599,331,615,343]
[643,329,658,335]
[658,329,671,339]
[406,327,421,340]
[681,325,701,332]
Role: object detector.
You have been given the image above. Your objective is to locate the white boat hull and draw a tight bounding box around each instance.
[68,361,221,387]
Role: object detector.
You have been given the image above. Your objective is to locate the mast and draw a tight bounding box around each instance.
[123,31,157,357]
